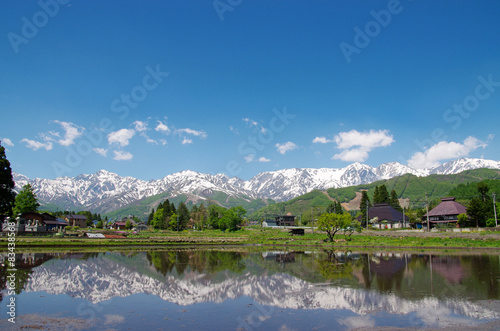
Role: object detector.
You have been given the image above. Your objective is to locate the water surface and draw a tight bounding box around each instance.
[1,248,500,330]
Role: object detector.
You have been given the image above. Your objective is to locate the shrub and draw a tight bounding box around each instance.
[486,218,497,227]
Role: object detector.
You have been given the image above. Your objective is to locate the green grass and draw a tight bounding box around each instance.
[3,228,500,250]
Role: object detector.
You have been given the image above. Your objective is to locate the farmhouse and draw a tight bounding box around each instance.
[424,197,466,226]
[366,203,408,229]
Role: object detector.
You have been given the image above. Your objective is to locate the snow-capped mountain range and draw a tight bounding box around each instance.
[12,158,500,214]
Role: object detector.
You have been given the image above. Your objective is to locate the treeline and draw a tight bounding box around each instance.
[148,199,246,231]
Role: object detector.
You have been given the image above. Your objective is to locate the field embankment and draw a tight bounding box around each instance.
[1,228,500,250]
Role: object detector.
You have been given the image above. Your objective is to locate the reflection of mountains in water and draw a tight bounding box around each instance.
[19,252,500,321]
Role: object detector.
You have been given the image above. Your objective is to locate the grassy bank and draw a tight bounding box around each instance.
[1,228,500,250]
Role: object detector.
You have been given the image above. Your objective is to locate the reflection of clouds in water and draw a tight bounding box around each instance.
[415,305,480,328]
[278,325,298,331]
[338,315,375,329]
[104,314,125,325]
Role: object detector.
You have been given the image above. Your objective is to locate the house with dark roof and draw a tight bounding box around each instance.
[365,203,408,229]
[424,197,466,227]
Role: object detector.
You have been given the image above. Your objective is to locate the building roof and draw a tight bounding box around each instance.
[44,218,68,226]
[426,197,467,217]
[67,214,88,220]
[368,203,407,223]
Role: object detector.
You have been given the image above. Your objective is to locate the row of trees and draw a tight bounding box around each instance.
[148,199,246,232]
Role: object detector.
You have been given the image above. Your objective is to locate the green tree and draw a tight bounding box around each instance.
[457,213,469,228]
[0,141,16,216]
[192,203,207,230]
[125,219,132,230]
[374,185,390,204]
[373,186,380,204]
[467,182,494,228]
[359,190,371,227]
[151,208,165,229]
[148,208,155,222]
[12,184,39,215]
[317,212,352,242]
[177,202,190,231]
[343,220,362,240]
[389,189,402,212]
[468,197,487,228]
[169,213,179,230]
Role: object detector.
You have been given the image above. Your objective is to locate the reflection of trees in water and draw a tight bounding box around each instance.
[316,250,358,281]
[461,255,499,300]
[146,250,247,276]
[0,253,56,301]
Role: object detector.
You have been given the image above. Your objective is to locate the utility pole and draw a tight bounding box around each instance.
[425,191,430,231]
[366,199,369,228]
[402,201,405,228]
[494,193,498,227]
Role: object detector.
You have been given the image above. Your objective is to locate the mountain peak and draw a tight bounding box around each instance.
[13,157,500,215]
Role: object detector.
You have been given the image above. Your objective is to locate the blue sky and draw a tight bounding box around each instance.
[1,0,499,180]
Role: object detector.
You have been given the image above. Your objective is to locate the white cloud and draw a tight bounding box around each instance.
[52,120,84,146]
[155,120,170,133]
[176,128,207,139]
[229,126,239,135]
[21,139,53,151]
[243,118,259,127]
[408,136,489,169]
[331,129,394,162]
[312,136,333,144]
[40,130,60,142]
[133,120,148,132]
[244,154,255,162]
[181,137,193,145]
[108,129,135,147]
[334,129,394,149]
[113,150,133,161]
[159,139,167,146]
[93,148,108,157]
[1,138,14,147]
[276,141,298,155]
[258,156,271,162]
[103,314,125,325]
[338,315,375,329]
[146,137,158,145]
[332,147,370,162]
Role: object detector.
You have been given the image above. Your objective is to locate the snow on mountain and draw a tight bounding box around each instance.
[12,158,500,213]
[430,157,500,175]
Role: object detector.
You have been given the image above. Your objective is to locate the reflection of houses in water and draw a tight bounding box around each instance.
[429,255,467,284]
[0,252,55,269]
[352,253,408,291]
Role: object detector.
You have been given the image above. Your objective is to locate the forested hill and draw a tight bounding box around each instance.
[249,168,500,221]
